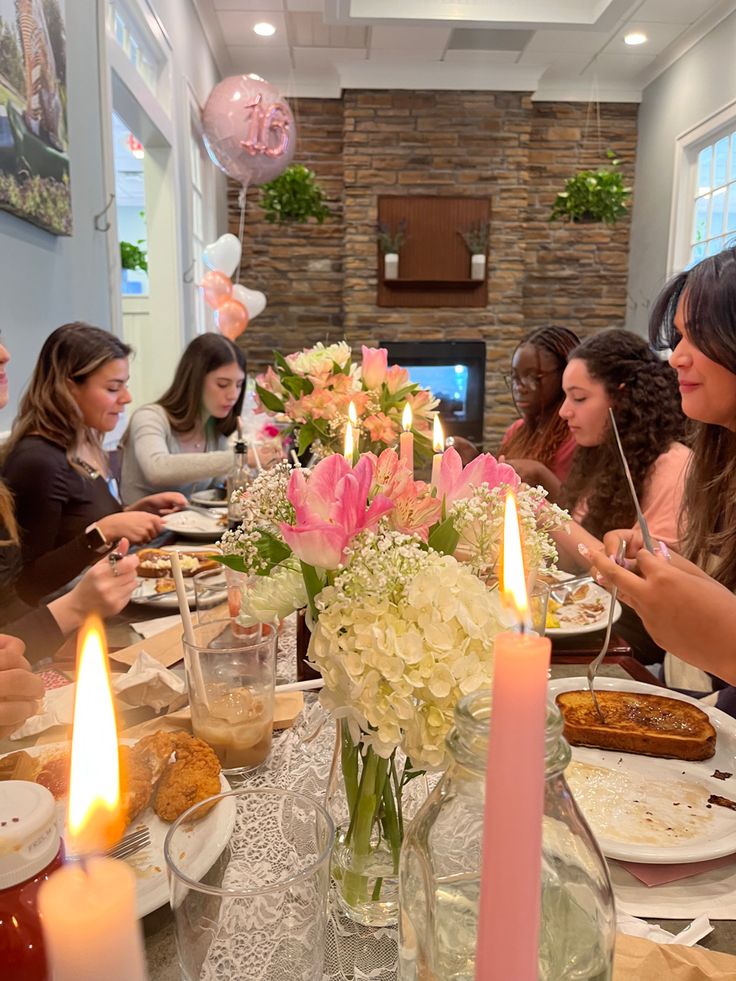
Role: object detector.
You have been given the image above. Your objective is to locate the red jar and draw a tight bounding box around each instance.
[0,781,63,981]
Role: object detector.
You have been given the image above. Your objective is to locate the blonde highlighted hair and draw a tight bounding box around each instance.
[0,482,18,545]
[3,323,132,467]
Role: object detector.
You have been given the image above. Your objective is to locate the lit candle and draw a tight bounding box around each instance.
[344,420,355,463]
[38,618,147,981]
[399,402,414,475]
[348,400,360,463]
[474,491,551,981]
[430,413,445,488]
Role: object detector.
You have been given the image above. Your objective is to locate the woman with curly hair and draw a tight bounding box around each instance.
[499,325,580,494]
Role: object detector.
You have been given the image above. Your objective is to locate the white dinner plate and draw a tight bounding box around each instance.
[163,509,227,541]
[545,573,622,638]
[190,488,228,508]
[130,570,227,610]
[1,741,235,917]
[550,677,736,864]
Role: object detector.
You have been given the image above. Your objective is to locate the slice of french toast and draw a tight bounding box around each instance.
[556,689,717,761]
[137,548,218,579]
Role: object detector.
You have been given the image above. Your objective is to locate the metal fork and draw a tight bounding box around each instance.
[549,575,594,605]
[107,827,151,861]
[586,540,626,723]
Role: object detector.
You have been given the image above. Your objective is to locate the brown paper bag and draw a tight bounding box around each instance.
[614,933,736,979]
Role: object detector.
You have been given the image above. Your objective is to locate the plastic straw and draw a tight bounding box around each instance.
[251,441,263,471]
[290,449,301,468]
[170,551,209,709]
[275,678,324,694]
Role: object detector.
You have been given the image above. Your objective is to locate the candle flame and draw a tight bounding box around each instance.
[344,421,354,462]
[500,491,529,625]
[348,400,358,426]
[67,617,124,855]
[432,413,445,453]
[402,403,413,432]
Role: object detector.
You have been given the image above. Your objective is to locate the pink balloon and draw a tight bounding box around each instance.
[202,74,297,187]
[216,298,249,340]
[201,270,233,309]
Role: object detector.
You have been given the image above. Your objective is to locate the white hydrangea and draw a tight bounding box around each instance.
[285,341,352,375]
[237,558,308,626]
[309,537,502,770]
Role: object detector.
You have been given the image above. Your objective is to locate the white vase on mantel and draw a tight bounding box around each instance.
[471,254,486,281]
[384,252,399,280]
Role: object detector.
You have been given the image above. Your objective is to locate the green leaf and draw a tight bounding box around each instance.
[428,516,460,555]
[273,351,291,374]
[213,554,249,573]
[298,423,317,455]
[255,384,285,413]
[300,561,324,621]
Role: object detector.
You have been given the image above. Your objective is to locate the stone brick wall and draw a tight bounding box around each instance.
[231,91,638,449]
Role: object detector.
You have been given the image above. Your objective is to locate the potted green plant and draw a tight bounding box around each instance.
[259,164,331,223]
[120,239,148,294]
[458,221,489,280]
[377,219,407,280]
[549,150,631,225]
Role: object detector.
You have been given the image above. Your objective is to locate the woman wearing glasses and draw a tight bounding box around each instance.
[500,326,580,494]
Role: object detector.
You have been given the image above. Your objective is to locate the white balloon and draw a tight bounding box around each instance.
[202,234,242,277]
[231,284,267,321]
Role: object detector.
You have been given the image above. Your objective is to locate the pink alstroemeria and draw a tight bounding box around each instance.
[361,345,388,390]
[385,364,411,395]
[435,446,520,507]
[280,454,394,569]
[389,482,442,539]
[369,448,413,500]
[363,412,399,445]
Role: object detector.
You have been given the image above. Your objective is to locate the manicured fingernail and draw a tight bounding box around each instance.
[577,543,590,557]
[594,572,605,585]
[657,540,672,562]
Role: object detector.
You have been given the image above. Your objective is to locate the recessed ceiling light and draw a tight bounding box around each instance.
[253,22,276,37]
[624,31,648,46]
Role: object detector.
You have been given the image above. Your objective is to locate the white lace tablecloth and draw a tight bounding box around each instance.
[241,617,400,981]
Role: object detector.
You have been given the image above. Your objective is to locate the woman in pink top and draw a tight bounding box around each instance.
[552,328,690,568]
[499,325,580,493]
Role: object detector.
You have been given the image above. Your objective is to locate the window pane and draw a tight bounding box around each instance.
[697,145,713,194]
[731,133,736,182]
[690,243,707,266]
[693,195,709,243]
[714,137,729,187]
[726,186,736,234]
[710,187,726,236]
[707,236,725,256]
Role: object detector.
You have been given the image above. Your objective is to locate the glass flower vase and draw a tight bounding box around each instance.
[326,722,408,928]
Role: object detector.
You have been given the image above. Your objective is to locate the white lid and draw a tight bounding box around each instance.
[0,781,60,889]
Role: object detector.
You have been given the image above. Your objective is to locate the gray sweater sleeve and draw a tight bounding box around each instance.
[123,405,233,493]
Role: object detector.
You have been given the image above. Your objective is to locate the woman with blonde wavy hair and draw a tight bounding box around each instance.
[1,323,185,604]
[0,335,138,670]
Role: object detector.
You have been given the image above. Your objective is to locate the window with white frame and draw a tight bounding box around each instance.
[106,0,161,94]
[688,127,736,267]
[190,119,213,334]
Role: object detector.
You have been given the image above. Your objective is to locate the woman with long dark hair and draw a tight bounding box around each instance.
[121,333,246,503]
[499,325,580,495]
[589,248,736,693]
[2,323,183,603]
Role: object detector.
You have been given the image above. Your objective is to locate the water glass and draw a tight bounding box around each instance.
[183,619,276,776]
[193,567,229,622]
[165,788,334,981]
[529,582,550,636]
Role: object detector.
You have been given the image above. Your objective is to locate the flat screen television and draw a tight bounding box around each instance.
[379,340,486,445]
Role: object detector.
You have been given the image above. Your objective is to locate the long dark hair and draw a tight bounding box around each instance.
[649,247,736,588]
[562,328,687,539]
[156,334,246,437]
[502,325,581,468]
[4,323,132,463]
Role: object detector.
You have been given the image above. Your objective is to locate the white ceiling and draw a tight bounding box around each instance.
[195,0,736,101]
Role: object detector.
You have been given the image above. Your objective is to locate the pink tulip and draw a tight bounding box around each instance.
[435,447,520,507]
[361,345,388,390]
[280,454,394,569]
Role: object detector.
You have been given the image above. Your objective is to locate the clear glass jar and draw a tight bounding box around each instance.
[398,692,615,981]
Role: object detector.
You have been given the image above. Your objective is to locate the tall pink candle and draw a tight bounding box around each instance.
[400,403,414,475]
[474,490,550,980]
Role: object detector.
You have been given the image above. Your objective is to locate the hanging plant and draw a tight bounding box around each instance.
[259,164,331,224]
[549,150,631,225]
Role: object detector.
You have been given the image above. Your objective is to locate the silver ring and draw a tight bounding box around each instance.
[108,550,123,576]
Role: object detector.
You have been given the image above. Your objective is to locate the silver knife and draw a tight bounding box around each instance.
[608,407,655,553]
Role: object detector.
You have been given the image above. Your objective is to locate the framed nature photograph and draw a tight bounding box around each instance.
[0,0,70,235]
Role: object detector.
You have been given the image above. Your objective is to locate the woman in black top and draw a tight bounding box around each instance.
[0,334,138,666]
[2,323,184,603]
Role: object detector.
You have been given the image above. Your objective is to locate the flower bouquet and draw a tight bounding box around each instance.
[255,341,438,460]
[217,447,567,923]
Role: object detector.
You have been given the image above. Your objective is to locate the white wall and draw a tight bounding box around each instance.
[0,0,226,431]
[626,11,736,335]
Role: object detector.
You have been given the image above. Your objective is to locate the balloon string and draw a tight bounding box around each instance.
[236,185,247,285]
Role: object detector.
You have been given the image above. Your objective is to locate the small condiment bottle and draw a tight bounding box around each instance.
[0,781,64,981]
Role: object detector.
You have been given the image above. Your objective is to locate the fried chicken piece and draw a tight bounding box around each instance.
[130,731,177,783]
[153,732,221,823]
[36,751,71,800]
[119,745,154,826]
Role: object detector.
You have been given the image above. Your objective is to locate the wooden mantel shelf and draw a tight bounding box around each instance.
[384,278,485,289]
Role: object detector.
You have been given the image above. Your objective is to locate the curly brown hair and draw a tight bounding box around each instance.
[562,329,688,539]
